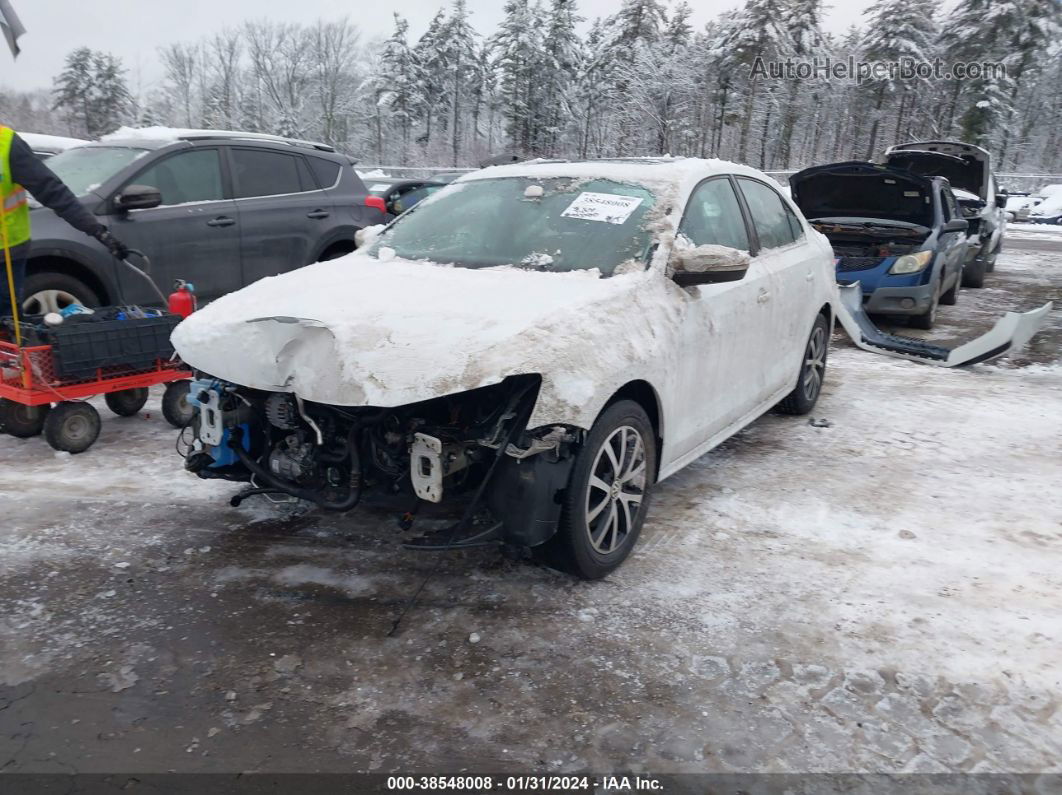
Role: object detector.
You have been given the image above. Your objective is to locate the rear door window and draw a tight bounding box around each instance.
[231,149,315,198]
[308,157,342,189]
[130,149,224,206]
[737,178,803,250]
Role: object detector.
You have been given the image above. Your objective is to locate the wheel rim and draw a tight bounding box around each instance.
[64,413,91,442]
[13,404,37,423]
[585,425,647,555]
[802,325,826,401]
[23,288,81,315]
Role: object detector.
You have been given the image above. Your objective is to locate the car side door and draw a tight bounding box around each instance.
[105,146,242,302]
[667,175,775,461]
[226,147,334,286]
[734,177,818,394]
[939,187,968,283]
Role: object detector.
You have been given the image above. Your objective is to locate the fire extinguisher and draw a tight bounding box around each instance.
[168,280,198,318]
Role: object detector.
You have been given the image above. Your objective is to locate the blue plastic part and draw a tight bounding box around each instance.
[208,423,251,468]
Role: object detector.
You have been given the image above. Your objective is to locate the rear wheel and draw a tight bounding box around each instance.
[21,272,100,315]
[162,381,196,428]
[545,400,655,580]
[0,398,50,437]
[962,256,987,288]
[44,401,101,453]
[778,314,829,415]
[104,387,149,417]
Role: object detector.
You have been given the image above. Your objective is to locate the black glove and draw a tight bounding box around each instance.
[95,228,129,260]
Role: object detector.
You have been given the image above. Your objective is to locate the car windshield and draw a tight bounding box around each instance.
[366,177,658,275]
[44,146,149,196]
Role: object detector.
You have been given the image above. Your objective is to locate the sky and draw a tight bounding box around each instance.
[0,0,876,94]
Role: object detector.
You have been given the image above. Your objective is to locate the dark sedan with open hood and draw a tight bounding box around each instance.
[790,161,968,329]
[885,141,1006,287]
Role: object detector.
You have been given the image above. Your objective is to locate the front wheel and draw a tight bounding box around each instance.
[546,400,656,579]
[777,314,829,415]
[44,401,101,453]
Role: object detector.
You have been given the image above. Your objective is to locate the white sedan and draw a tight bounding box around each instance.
[173,158,838,578]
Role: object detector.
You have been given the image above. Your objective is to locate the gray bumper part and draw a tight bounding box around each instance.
[862,283,935,315]
[836,282,1052,367]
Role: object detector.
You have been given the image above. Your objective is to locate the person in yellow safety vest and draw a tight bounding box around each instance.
[0,125,128,319]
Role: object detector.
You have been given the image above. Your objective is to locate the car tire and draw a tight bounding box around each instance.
[104,387,149,417]
[777,314,829,415]
[939,271,960,305]
[0,398,50,437]
[985,241,1001,273]
[162,380,196,428]
[44,401,101,454]
[546,400,656,580]
[962,257,986,288]
[21,272,100,315]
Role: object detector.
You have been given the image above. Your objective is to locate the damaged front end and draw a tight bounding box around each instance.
[182,374,579,548]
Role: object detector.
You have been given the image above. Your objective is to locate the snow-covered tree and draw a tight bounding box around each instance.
[378,14,424,161]
[52,48,132,137]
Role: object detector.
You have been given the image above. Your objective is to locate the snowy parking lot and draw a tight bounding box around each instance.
[1,232,1059,776]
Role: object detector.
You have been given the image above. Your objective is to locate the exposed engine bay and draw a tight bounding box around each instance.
[181,374,579,548]
[811,220,928,258]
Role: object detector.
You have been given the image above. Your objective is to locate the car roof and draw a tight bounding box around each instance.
[97,126,336,153]
[460,156,774,189]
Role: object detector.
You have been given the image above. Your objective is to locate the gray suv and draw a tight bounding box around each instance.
[23,131,385,312]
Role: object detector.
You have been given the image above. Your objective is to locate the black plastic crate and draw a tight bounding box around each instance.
[45,314,183,380]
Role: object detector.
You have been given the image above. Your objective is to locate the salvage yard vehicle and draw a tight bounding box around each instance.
[1029,191,1062,225]
[364,177,445,218]
[17,131,89,159]
[884,141,1006,287]
[172,158,837,579]
[790,161,968,330]
[21,128,386,315]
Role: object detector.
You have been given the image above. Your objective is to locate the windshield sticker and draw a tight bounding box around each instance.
[561,192,643,225]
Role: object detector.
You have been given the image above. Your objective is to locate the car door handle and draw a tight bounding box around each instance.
[206,216,235,227]
[307,210,330,219]
[757,289,771,304]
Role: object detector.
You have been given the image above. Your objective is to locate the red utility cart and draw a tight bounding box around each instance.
[0,336,193,453]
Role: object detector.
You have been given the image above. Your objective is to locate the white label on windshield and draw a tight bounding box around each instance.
[561,192,643,225]
[370,184,390,192]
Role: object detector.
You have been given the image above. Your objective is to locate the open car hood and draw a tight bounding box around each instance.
[885,141,990,200]
[789,161,935,227]
[171,253,649,408]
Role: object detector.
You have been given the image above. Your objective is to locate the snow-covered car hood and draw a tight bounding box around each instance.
[172,253,666,411]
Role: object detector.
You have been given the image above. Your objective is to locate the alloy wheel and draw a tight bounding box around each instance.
[802,325,827,401]
[585,425,648,555]
[23,288,81,315]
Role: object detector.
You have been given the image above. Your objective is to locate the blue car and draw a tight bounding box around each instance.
[790,161,969,329]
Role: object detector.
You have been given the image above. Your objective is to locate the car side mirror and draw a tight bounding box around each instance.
[670,243,751,287]
[995,194,1007,207]
[115,184,162,211]
[944,218,968,233]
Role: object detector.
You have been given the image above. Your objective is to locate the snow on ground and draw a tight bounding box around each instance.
[0,243,1060,774]
[1008,222,1062,238]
